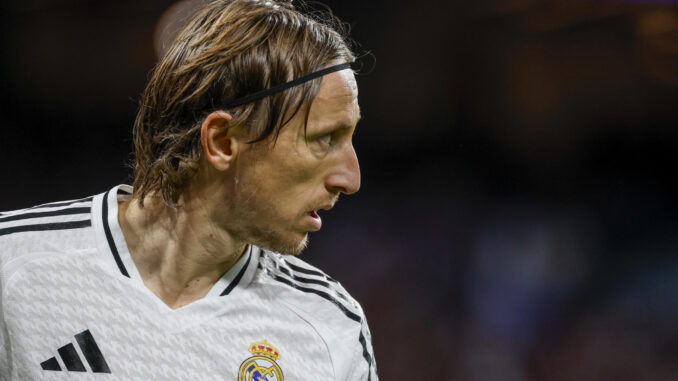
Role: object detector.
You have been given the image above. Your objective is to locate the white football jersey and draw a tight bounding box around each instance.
[0,185,377,380]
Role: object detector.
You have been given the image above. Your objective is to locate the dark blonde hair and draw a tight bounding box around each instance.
[133,0,355,206]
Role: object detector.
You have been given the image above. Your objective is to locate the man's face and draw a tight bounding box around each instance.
[222,69,361,255]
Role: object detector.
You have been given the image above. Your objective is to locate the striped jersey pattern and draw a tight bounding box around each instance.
[0,185,377,380]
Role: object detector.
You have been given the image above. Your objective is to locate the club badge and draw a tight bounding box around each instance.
[238,340,284,381]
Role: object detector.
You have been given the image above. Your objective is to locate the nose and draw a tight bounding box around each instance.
[325,144,361,195]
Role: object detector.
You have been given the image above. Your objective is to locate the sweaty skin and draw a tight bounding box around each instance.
[118,69,361,309]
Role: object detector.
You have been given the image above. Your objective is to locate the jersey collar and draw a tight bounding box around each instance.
[92,185,259,298]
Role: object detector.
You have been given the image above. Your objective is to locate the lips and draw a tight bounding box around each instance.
[305,202,334,218]
[305,210,322,231]
[303,198,336,231]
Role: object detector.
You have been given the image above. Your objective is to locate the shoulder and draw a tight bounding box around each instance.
[0,195,96,266]
[255,248,378,379]
[256,248,365,322]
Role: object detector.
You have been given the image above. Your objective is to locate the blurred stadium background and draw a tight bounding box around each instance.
[1,0,677,379]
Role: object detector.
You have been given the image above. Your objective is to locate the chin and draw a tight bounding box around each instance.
[289,235,309,255]
[252,231,309,256]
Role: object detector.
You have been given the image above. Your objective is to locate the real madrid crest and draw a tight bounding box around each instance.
[238,340,284,381]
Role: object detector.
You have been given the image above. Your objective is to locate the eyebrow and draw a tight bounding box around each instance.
[322,112,361,132]
[324,119,358,134]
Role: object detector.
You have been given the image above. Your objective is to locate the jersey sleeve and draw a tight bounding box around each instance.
[346,312,378,381]
[0,263,12,381]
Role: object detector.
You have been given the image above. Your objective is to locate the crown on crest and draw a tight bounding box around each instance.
[249,340,281,360]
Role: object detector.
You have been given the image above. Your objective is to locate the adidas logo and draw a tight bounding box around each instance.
[40,329,111,373]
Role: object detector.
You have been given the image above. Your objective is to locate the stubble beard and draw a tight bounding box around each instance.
[228,194,310,256]
[239,223,310,256]
[228,170,311,256]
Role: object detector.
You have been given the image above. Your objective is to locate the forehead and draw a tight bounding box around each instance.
[307,69,360,127]
[316,69,358,101]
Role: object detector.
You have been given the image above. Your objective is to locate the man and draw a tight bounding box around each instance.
[0,0,377,379]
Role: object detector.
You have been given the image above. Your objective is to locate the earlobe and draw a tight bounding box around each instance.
[200,111,238,171]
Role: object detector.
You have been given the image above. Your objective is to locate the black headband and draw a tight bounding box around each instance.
[219,61,352,110]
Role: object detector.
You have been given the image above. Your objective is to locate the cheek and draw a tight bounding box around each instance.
[238,141,324,211]
[260,149,318,191]
[269,167,319,210]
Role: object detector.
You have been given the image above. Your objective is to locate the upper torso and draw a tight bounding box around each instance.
[0,185,377,380]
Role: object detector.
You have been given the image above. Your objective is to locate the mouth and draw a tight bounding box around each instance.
[303,198,337,232]
[305,210,322,231]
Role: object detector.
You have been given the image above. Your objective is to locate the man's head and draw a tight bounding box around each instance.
[132,0,360,254]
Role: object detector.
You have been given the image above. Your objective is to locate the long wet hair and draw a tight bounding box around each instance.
[132,0,354,206]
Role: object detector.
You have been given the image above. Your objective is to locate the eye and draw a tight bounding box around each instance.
[317,133,333,146]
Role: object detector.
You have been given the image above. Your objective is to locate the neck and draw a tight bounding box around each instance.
[118,192,247,310]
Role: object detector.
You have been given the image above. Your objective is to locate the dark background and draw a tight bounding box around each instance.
[2,0,678,379]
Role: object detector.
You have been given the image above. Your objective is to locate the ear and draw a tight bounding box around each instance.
[200,110,241,171]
